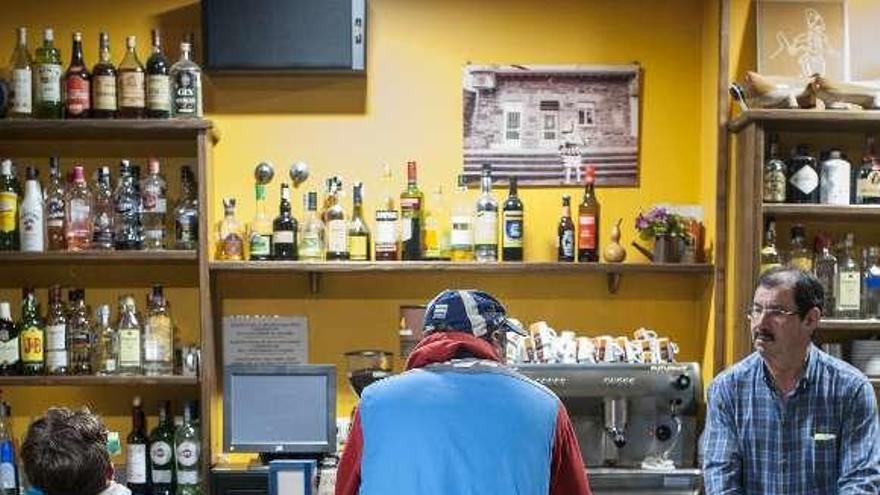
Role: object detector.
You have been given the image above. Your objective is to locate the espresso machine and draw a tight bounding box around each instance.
[516,363,702,495]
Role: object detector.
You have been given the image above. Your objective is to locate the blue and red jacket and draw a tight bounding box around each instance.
[336,332,592,495]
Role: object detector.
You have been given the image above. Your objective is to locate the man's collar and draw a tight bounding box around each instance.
[760,344,816,395]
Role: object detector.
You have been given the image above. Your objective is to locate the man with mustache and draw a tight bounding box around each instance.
[702,267,880,494]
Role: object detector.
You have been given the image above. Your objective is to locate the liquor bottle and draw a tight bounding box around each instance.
[374,164,399,261]
[474,164,498,262]
[760,218,782,275]
[0,302,19,375]
[423,185,449,260]
[175,401,201,495]
[449,174,474,262]
[787,225,812,272]
[862,246,880,319]
[248,182,272,261]
[150,401,176,495]
[763,133,786,203]
[325,179,348,261]
[0,402,17,495]
[45,157,66,250]
[400,161,424,260]
[127,396,150,495]
[64,32,90,119]
[18,287,44,376]
[144,285,173,376]
[19,166,44,252]
[348,182,371,261]
[92,303,117,375]
[91,33,117,119]
[141,158,168,250]
[8,27,32,118]
[819,149,851,205]
[558,195,575,262]
[299,192,324,261]
[33,28,62,119]
[44,285,68,376]
[577,166,600,262]
[272,183,297,260]
[170,42,202,118]
[115,160,144,250]
[173,166,199,250]
[65,165,92,251]
[118,36,145,119]
[0,160,19,251]
[92,166,115,250]
[814,234,838,317]
[215,198,244,261]
[856,136,880,204]
[786,144,819,203]
[67,289,92,375]
[501,177,524,261]
[145,29,171,119]
[835,233,861,319]
[117,295,143,375]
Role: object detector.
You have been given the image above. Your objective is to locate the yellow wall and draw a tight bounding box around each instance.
[1,0,721,463]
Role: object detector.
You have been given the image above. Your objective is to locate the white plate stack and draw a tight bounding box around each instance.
[850,340,880,377]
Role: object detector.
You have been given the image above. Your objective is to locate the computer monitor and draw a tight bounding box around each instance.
[224,364,336,455]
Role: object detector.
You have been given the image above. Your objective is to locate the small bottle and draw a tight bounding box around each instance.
[141,157,168,250]
[65,165,92,251]
[577,166,600,262]
[857,136,880,205]
[143,285,173,376]
[115,160,144,250]
[400,161,424,260]
[18,287,44,376]
[19,166,44,252]
[834,233,861,319]
[33,28,62,119]
[760,217,782,275]
[64,31,91,119]
[175,401,202,494]
[150,401,176,495]
[348,182,371,261]
[325,179,348,261]
[0,160,19,251]
[299,192,324,261]
[91,32,117,119]
[91,166,115,250]
[474,164,498,262]
[0,302,20,375]
[557,195,575,262]
[173,166,199,250]
[8,27,32,118]
[117,35,145,118]
[813,234,838,317]
[215,198,244,261]
[374,164,399,261]
[272,183,297,260]
[146,29,172,119]
[787,144,819,204]
[247,182,272,261]
[0,403,18,495]
[45,157,66,250]
[819,149,851,205]
[127,396,150,495]
[171,42,203,118]
[116,295,143,375]
[862,247,880,319]
[501,177,524,261]
[92,304,117,375]
[787,225,812,272]
[763,133,786,203]
[449,174,474,262]
[67,288,92,375]
[44,285,68,376]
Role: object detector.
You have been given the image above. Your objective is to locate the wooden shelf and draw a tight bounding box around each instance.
[763,203,880,219]
[0,250,198,264]
[0,375,199,386]
[729,109,880,133]
[0,119,214,141]
[209,260,714,274]
[819,319,880,331]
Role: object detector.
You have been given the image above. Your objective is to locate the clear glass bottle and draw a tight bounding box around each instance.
[474,164,498,262]
[145,29,171,119]
[44,285,68,376]
[325,179,348,261]
[116,295,143,375]
[763,133,786,203]
[299,192,324,261]
[248,182,272,261]
[787,225,812,272]
[449,174,474,262]
[834,233,861,319]
[173,166,199,250]
[7,27,32,118]
[45,157,66,250]
[91,32,117,119]
[117,35,145,118]
[347,182,371,261]
[813,234,838,317]
[143,285,173,376]
[862,247,880,319]
[400,161,424,260]
[141,157,167,250]
[115,160,144,250]
[65,165,92,251]
[857,136,880,204]
[64,31,90,119]
[91,166,115,250]
[19,166,44,252]
[33,28,62,119]
[272,183,297,260]
[67,288,92,375]
[215,198,244,261]
[170,42,202,118]
[374,164,399,261]
[760,217,782,275]
[92,303,117,375]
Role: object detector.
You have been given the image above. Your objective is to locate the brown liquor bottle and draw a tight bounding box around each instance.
[64,32,90,119]
[91,33,117,119]
[577,166,600,262]
[117,35,145,118]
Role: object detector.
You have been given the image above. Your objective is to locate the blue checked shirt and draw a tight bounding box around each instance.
[702,345,880,494]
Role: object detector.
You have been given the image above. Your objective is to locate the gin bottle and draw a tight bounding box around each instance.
[91,166,115,250]
[92,304,117,375]
[175,401,201,495]
[143,285,173,376]
[115,160,144,250]
[141,157,167,250]
[116,295,143,375]
[170,42,202,118]
[834,233,861,319]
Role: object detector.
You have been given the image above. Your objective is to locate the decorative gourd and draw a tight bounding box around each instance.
[603,218,626,263]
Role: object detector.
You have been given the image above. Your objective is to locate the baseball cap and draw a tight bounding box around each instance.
[423,289,527,337]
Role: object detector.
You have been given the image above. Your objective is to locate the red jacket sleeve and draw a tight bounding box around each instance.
[550,403,592,495]
[335,409,363,495]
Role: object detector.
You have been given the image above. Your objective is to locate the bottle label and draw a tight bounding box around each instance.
[349,235,368,260]
[145,316,172,362]
[0,192,18,232]
[21,326,43,363]
[299,233,322,259]
[0,337,19,366]
[836,272,861,311]
[70,199,91,224]
[327,219,348,253]
[819,159,851,205]
[142,195,166,214]
[173,70,201,116]
[273,230,294,244]
[93,75,117,111]
[176,440,200,467]
[152,469,172,484]
[375,210,398,252]
[103,358,117,373]
[578,214,597,250]
[118,329,141,366]
[175,216,197,244]
[46,324,67,369]
[789,166,819,196]
[249,233,271,257]
[857,169,880,200]
[502,211,524,248]
[147,75,171,111]
[12,68,32,113]
[126,444,148,483]
[119,72,145,108]
[474,211,497,245]
[450,215,473,248]
[221,234,244,259]
[400,198,421,243]
[0,459,15,489]
[65,76,90,115]
[763,169,786,202]
[178,471,199,485]
[150,441,173,466]
[37,64,62,103]
[21,207,43,251]
[560,230,575,258]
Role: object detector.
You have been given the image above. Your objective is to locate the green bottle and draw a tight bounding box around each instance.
[150,401,176,495]
[33,28,62,119]
[175,401,201,495]
[18,287,44,376]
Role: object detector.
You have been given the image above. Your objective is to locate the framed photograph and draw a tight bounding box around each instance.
[757,0,849,80]
[462,64,641,187]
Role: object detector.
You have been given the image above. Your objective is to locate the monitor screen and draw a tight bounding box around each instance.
[224,365,336,454]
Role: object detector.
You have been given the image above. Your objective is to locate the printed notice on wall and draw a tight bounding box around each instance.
[222,316,308,366]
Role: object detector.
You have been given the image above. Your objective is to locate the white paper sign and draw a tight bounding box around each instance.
[222,316,309,366]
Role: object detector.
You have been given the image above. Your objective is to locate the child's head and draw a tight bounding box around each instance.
[22,407,112,495]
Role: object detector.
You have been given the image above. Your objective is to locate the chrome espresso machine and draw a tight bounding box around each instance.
[516,363,703,495]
